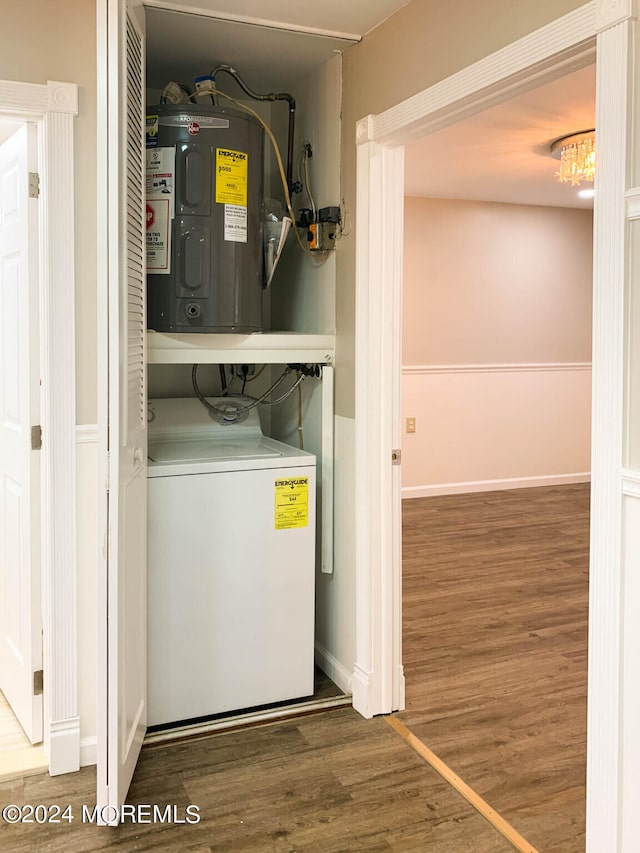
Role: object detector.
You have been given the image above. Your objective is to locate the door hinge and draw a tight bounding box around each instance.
[392,448,401,465]
[31,424,43,450]
[105,450,110,492]
[29,172,40,199]
[33,670,43,696]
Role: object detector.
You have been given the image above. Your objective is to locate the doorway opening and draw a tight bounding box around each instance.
[397,65,594,850]
[0,117,47,781]
[0,78,78,780]
[141,5,350,742]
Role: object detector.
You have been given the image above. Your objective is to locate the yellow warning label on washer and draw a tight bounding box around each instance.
[275,477,309,530]
[215,148,248,206]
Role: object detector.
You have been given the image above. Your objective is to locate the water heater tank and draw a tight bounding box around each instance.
[146,103,265,333]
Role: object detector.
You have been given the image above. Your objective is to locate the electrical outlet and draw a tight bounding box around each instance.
[406,417,416,433]
[235,363,256,377]
[301,133,316,156]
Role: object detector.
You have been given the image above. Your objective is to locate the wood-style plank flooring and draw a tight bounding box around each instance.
[0,484,589,851]
[399,484,590,852]
[0,708,515,852]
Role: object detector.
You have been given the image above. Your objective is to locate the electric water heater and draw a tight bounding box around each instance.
[145,103,265,333]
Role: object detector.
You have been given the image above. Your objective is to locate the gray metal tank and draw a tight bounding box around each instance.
[146,103,264,333]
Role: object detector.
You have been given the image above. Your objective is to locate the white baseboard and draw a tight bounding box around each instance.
[396,664,406,712]
[350,663,375,719]
[76,424,98,444]
[80,736,97,767]
[314,642,353,696]
[48,717,80,776]
[403,472,591,499]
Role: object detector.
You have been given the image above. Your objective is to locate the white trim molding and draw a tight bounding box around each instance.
[621,470,640,851]
[352,136,378,718]
[586,15,632,851]
[0,80,47,115]
[403,473,591,500]
[47,81,79,115]
[358,4,599,147]
[314,642,353,696]
[595,0,637,30]
[353,137,405,719]
[320,366,335,575]
[0,78,79,777]
[624,186,640,219]
[49,717,81,776]
[621,468,640,497]
[354,3,638,851]
[76,424,99,444]
[402,362,592,375]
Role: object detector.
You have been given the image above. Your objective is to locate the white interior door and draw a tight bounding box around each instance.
[0,124,42,744]
[97,0,147,814]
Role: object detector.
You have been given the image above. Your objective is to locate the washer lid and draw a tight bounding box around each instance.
[147,396,263,441]
[148,435,284,465]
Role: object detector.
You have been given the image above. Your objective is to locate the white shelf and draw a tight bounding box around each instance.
[147,331,335,365]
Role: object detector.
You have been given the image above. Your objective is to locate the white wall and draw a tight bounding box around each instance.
[270,54,340,334]
[402,196,593,496]
[402,366,592,496]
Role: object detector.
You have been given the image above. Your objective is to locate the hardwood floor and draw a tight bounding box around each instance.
[0,484,588,851]
[0,709,515,852]
[399,484,590,852]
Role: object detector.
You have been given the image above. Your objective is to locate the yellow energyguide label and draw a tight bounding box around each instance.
[275,477,309,530]
[215,148,248,206]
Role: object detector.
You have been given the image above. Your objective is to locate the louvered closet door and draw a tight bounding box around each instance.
[100,0,147,814]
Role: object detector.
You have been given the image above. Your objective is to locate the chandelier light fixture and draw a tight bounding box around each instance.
[550,129,596,186]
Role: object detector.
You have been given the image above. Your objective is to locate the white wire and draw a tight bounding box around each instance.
[303,148,316,222]
[189,86,325,259]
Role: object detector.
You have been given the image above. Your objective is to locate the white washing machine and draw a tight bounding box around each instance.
[146,396,316,727]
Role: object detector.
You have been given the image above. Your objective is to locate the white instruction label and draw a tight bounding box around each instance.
[224,204,247,243]
[146,199,171,273]
[146,147,175,274]
[146,147,175,215]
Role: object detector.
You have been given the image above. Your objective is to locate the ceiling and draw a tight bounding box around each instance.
[146,8,350,92]
[404,64,597,209]
[146,4,594,209]
[144,0,411,93]
[144,0,412,39]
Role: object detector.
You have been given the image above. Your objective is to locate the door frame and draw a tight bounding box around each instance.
[0,78,79,775]
[354,0,637,848]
